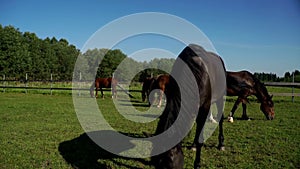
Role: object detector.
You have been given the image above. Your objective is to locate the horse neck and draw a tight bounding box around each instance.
[254,80,269,103]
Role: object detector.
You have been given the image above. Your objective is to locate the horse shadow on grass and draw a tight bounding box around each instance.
[59,131,150,169]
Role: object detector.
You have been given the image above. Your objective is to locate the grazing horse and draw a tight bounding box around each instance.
[142,74,170,107]
[226,71,275,122]
[141,77,156,103]
[90,77,118,98]
[152,44,226,169]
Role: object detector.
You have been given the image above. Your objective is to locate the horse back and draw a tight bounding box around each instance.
[95,77,117,88]
[156,44,226,133]
[226,71,256,96]
[177,44,226,103]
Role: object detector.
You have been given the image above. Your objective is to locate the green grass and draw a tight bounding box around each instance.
[267,86,300,93]
[0,92,299,169]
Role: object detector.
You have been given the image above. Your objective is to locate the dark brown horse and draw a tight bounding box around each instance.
[151,44,226,169]
[90,77,118,98]
[142,74,170,107]
[226,71,275,122]
[141,76,156,103]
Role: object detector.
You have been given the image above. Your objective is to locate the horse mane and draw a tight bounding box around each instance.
[250,72,271,102]
[154,45,209,135]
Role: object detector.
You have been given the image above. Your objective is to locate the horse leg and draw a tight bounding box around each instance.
[193,104,210,169]
[241,103,250,120]
[95,88,98,98]
[100,88,104,99]
[142,91,146,102]
[90,84,95,98]
[149,90,156,107]
[216,99,225,150]
[147,91,151,106]
[157,90,164,108]
[208,111,217,123]
[217,114,225,150]
[228,97,242,122]
[111,87,117,99]
[193,121,204,169]
[194,140,203,169]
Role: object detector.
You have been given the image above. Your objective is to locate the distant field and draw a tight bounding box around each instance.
[0,92,299,168]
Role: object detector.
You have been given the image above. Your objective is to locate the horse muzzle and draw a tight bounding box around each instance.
[267,115,274,120]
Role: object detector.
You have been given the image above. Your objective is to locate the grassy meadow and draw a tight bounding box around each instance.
[0,87,299,168]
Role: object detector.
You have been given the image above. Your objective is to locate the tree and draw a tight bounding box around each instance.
[284,72,291,82]
[0,25,29,79]
[1,25,180,82]
[97,49,126,78]
[0,25,79,80]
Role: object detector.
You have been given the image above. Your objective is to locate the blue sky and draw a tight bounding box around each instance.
[1,0,299,77]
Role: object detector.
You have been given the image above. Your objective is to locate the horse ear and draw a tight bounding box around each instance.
[270,95,273,99]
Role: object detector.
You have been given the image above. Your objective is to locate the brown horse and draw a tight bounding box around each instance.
[90,77,118,98]
[226,71,275,122]
[142,74,170,107]
[152,44,226,169]
[141,77,156,103]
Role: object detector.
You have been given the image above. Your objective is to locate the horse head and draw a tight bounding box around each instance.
[260,95,275,120]
[155,144,184,169]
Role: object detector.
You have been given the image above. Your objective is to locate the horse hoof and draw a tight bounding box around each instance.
[228,117,234,123]
[241,116,250,120]
[219,146,225,151]
[209,118,218,124]
[194,164,201,169]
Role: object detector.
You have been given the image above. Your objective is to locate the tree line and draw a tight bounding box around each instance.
[0,25,298,82]
[0,25,79,81]
[0,25,174,82]
[75,48,175,82]
[254,70,300,82]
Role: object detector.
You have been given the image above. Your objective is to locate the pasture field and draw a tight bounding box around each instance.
[0,91,299,169]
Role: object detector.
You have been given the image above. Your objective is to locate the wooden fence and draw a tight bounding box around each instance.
[1,78,299,101]
[0,78,141,97]
[264,82,300,102]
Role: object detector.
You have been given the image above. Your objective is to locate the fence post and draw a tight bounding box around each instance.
[292,72,295,103]
[50,73,53,95]
[78,72,81,96]
[25,73,28,94]
[112,73,115,98]
[3,74,5,93]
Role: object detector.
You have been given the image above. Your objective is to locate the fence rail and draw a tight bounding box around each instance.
[264,82,300,102]
[0,85,141,92]
[269,92,300,97]
[1,79,299,101]
[264,82,300,88]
